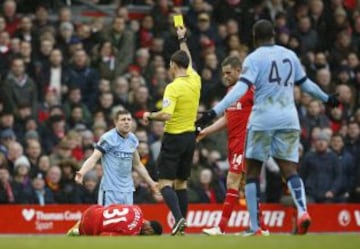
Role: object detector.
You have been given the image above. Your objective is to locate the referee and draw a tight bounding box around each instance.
[143,26,201,235]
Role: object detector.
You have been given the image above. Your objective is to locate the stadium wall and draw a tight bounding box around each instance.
[0,204,359,234]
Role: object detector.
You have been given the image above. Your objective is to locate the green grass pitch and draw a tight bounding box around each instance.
[0,234,359,249]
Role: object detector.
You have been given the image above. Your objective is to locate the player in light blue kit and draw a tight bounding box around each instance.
[196,20,340,236]
[75,110,158,205]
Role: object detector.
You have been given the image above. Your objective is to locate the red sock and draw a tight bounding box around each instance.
[219,188,239,233]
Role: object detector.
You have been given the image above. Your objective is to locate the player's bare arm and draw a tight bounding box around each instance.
[75,149,102,184]
[197,116,227,142]
[132,151,159,194]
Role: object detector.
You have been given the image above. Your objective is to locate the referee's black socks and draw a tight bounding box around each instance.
[176,189,188,218]
[161,186,183,221]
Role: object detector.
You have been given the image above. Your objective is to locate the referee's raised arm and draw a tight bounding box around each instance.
[177,27,192,68]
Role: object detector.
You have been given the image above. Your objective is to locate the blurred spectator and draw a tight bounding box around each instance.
[45,165,62,202]
[0,110,15,129]
[12,155,31,191]
[309,0,327,50]
[91,40,119,81]
[25,139,41,170]
[352,16,360,51]
[49,138,73,165]
[2,57,38,115]
[138,15,155,48]
[79,170,98,204]
[112,76,130,108]
[13,102,33,142]
[42,114,67,153]
[185,0,211,31]
[19,40,36,80]
[0,166,25,203]
[300,131,343,203]
[36,154,51,176]
[330,30,356,69]
[102,16,135,75]
[315,68,333,93]
[188,147,206,189]
[149,120,164,160]
[138,141,158,181]
[0,30,11,79]
[344,121,360,163]
[3,0,20,36]
[149,0,171,34]
[330,133,356,202]
[37,49,67,102]
[63,86,92,126]
[189,12,219,67]
[34,37,55,84]
[190,168,225,203]
[7,140,23,172]
[13,15,36,46]
[32,5,55,35]
[295,15,319,54]
[66,49,99,111]
[58,159,81,203]
[301,99,330,142]
[0,127,16,156]
[328,105,345,134]
[336,84,355,118]
[28,172,55,205]
[67,104,88,130]
[133,171,155,204]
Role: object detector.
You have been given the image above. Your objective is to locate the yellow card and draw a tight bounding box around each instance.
[173,15,184,28]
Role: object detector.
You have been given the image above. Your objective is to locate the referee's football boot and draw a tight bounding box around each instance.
[171,217,186,236]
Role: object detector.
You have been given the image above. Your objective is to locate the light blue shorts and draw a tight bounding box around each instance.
[245,129,300,163]
[98,190,133,206]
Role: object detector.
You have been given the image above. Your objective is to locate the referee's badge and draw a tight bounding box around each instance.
[162,98,171,108]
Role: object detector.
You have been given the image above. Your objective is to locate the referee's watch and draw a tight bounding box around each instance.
[148,112,154,120]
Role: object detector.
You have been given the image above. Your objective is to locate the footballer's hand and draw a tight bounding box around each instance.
[326,93,340,108]
[75,172,83,185]
[196,128,208,142]
[150,182,160,194]
[195,109,216,128]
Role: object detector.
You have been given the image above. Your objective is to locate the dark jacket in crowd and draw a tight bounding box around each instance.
[300,149,342,202]
[1,73,38,114]
[27,187,55,205]
[65,65,99,111]
[0,181,27,204]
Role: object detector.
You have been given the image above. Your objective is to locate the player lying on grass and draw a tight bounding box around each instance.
[67,204,162,236]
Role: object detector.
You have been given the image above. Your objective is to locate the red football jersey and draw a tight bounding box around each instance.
[224,86,254,173]
[79,204,144,236]
[225,86,254,141]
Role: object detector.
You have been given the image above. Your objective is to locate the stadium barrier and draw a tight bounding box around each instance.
[0,204,359,234]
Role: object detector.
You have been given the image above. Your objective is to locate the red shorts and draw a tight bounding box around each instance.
[228,136,246,174]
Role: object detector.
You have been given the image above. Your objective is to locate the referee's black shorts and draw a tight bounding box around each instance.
[157,131,196,180]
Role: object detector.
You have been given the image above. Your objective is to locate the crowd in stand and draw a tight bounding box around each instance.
[0,0,360,206]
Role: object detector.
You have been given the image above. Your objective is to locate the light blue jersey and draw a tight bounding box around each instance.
[241,45,304,130]
[95,128,139,192]
[214,44,328,131]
